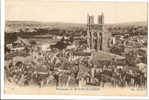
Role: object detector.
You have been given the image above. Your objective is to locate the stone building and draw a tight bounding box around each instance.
[87,13,111,52]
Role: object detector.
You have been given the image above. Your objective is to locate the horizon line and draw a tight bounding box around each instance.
[5,19,147,25]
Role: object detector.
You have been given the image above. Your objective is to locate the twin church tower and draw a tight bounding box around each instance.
[87,13,111,52]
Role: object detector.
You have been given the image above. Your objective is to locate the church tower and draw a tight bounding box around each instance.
[87,13,110,51]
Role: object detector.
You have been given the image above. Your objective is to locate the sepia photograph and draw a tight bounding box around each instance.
[3,0,148,96]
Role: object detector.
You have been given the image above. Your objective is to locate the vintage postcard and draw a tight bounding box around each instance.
[3,0,148,96]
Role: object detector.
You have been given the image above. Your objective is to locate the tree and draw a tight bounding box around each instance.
[29,40,37,46]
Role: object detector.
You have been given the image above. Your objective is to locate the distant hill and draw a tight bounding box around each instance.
[5,20,86,33]
[106,21,147,27]
[6,20,86,28]
[5,20,147,33]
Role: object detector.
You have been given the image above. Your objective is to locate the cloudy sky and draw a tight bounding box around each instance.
[6,0,147,24]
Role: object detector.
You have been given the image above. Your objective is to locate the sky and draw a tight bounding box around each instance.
[6,0,147,24]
